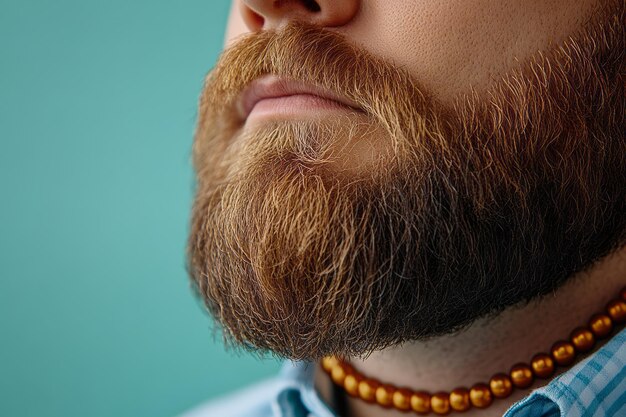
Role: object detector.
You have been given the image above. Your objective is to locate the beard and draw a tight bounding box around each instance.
[188,1,625,361]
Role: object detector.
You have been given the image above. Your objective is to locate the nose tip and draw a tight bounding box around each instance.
[240,0,360,31]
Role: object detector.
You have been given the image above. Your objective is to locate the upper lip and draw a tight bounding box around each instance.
[236,74,362,120]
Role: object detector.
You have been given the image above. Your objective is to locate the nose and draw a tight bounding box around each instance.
[239,0,360,31]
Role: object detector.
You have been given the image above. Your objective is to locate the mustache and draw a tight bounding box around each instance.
[197,21,438,130]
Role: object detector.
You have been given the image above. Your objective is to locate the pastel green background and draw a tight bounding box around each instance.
[0,1,283,416]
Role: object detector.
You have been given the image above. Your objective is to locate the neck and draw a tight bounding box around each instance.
[314,246,626,417]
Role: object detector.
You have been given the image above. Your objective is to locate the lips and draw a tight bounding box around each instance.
[236,74,362,121]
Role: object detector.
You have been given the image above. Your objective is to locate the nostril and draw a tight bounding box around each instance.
[250,11,265,28]
[241,3,265,31]
[242,0,350,31]
[301,0,321,12]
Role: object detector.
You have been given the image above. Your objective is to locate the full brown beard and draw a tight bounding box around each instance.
[188,1,625,361]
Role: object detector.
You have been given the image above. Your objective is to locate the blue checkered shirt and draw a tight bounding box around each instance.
[181,327,625,417]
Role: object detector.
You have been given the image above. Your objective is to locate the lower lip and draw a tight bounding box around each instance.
[246,94,357,122]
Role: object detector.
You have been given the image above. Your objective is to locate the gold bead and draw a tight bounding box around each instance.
[375,384,395,408]
[431,392,451,415]
[606,299,626,324]
[330,363,348,386]
[449,388,471,412]
[321,356,339,373]
[510,363,534,388]
[551,341,576,366]
[392,388,412,411]
[343,373,362,397]
[410,391,431,414]
[489,373,513,399]
[589,314,613,339]
[469,383,493,408]
[531,353,555,379]
[357,378,379,403]
[570,327,595,352]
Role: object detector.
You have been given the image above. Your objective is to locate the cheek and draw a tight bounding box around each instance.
[338,0,599,104]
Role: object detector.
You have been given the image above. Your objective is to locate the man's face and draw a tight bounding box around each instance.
[226,0,601,105]
[188,0,624,360]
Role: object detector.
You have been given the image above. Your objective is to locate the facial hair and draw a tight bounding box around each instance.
[188,1,625,361]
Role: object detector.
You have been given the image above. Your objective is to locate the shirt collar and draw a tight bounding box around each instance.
[274,327,626,417]
[503,326,626,417]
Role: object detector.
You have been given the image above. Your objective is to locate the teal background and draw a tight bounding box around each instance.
[0,1,282,416]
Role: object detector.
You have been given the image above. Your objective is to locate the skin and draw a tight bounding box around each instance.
[215,1,622,416]
[226,0,600,105]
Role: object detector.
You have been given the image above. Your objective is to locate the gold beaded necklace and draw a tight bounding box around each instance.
[321,286,626,415]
